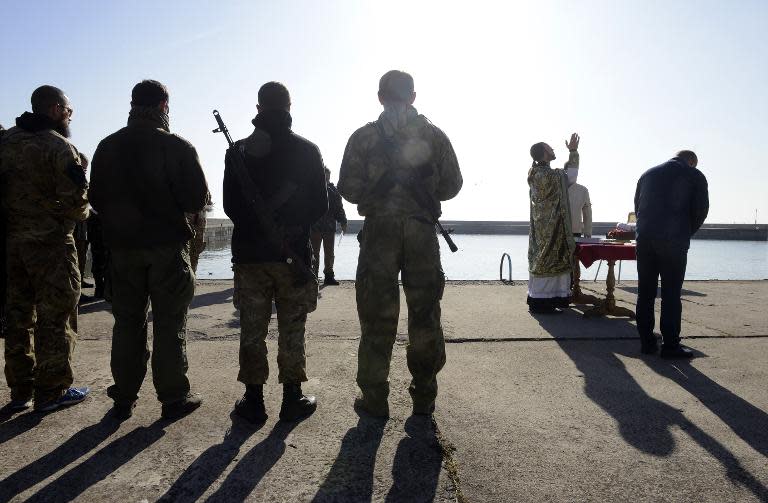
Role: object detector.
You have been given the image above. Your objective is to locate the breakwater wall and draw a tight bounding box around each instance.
[205,219,767,242]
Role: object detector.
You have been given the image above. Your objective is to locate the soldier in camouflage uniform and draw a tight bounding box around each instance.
[338,70,463,417]
[0,86,91,412]
[224,82,328,423]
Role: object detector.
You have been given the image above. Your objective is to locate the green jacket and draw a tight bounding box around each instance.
[90,109,209,249]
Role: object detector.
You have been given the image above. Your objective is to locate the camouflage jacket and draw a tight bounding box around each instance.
[338,106,462,219]
[0,113,88,244]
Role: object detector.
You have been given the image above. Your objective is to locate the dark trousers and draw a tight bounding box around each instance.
[107,244,195,404]
[310,231,336,278]
[635,239,689,346]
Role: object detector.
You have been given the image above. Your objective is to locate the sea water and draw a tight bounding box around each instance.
[196,235,768,281]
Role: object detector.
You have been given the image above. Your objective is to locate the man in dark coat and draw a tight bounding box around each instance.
[634,150,709,358]
[310,167,348,285]
[90,80,210,420]
[224,81,328,423]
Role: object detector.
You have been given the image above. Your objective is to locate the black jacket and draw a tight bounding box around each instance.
[90,111,209,249]
[634,157,709,244]
[223,110,328,264]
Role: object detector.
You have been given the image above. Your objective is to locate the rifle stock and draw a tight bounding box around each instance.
[213,110,314,284]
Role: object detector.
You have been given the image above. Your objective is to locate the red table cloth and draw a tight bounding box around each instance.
[576,243,636,268]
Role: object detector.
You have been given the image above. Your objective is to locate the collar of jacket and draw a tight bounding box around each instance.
[377,104,419,137]
[252,109,292,136]
[127,106,170,132]
[15,112,57,132]
[670,157,688,168]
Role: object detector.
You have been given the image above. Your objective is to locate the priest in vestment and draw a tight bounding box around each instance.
[527,133,580,313]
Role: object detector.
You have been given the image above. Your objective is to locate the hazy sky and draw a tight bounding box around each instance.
[1,0,766,223]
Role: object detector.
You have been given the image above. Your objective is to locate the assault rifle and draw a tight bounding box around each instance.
[212,110,313,285]
[374,124,458,253]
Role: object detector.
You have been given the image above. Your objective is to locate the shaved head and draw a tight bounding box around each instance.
[676,150,698,168]
[31,85,67,114]
[378,70,415,104]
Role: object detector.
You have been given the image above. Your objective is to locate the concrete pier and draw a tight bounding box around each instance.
[1,280,767,502]
[205,218,768,242]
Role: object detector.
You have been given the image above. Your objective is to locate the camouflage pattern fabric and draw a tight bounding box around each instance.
[107,244,194,404]
[4,240,80,402]
[234,262,318,386]
[355,216,447,408]
[339,106,461,411]
[528,151,578,277]
[338,107,462,219]
[0,123,87,403]
[186,210,207,273]
[0,126,88,242]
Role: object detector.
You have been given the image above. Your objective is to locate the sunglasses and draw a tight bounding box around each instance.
[57,103,74,117]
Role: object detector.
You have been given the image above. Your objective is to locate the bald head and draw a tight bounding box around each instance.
[676,150,698,168]
[378,70,415,105]
[31,85,67,114]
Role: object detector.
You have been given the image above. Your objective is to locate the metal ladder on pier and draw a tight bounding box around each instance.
[499,253,514,284]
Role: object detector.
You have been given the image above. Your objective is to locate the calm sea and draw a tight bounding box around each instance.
[196,235,768,281]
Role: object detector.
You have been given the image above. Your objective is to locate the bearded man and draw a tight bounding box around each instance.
[0,86,91,412]
[527,134,580,314]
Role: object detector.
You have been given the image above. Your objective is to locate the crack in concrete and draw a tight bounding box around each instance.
[433,416,467,503]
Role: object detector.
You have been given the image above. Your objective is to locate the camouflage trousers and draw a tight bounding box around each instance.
[234,262,318,385]
[4,239,80,402]
[355,216,446,409]
[107,244,195,404]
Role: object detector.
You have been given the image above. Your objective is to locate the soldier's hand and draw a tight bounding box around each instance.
[565,133,580,151]
[341,222,348,234]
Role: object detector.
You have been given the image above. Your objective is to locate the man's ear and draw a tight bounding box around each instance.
[47,103,61,120]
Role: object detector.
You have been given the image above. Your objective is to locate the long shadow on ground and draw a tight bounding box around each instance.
[0,407,44,446]
[205,420,305,502]
[0,413,167,503]
[158,415,262,502]
[0,412,120,502]
[534,311,768,501]
[385,416,444,503]
[642,356,768,458]
[24,420,166,503]
[190,288,234,310]
[311,414,387,502]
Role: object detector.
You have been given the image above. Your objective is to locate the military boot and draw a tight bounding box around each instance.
[354,386,389,418]
[279,383,317,421]
[323,274,340,286]
[234,384,268,423]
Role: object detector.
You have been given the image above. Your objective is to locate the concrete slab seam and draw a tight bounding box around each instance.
[433,416,467,503]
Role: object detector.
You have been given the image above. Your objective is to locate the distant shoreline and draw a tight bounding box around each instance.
[204,219,768,242]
